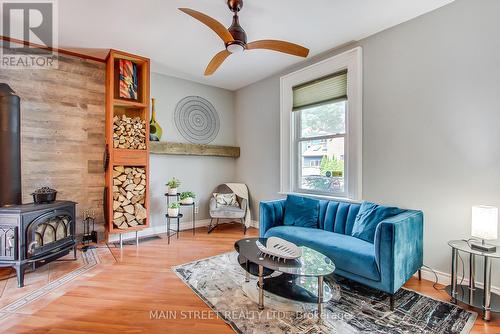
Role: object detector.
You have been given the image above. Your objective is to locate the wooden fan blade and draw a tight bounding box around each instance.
[205,50,232,76]
[246,40,309,58]
[179,8,234,44]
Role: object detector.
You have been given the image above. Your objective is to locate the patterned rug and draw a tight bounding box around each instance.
[173,252,477,334]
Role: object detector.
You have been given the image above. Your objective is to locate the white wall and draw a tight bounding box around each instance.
[235,0,500,286]
[148,73,237,232]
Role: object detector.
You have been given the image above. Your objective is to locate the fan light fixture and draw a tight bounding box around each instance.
[227,43,245,54]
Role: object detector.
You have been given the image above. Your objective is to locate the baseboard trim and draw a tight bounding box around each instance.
[108,219,260,243]
[108,219,212,243]
[416,267,500,295]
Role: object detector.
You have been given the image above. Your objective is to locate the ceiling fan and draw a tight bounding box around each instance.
[179,0,310,76]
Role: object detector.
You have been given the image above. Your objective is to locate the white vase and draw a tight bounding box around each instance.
[168,187,178,195]
[180,197,194,205]
[167,208,179,217]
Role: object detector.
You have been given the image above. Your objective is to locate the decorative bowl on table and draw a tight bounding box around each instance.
[256,237,302,261]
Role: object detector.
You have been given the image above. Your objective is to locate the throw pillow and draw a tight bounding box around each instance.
[283,195,319,228]
[213,193,239,207]
[351,201,404,243]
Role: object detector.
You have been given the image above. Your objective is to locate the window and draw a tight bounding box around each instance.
[296,100,346,195]
[280,47,362,200]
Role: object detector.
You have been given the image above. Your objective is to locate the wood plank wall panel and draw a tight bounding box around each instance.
[0,53,106,234]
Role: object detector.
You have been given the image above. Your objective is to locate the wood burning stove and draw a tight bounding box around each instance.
[0,201,77,287]
[0,84,77,288]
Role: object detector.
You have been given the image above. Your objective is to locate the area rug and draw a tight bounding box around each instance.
[173,252,477,334]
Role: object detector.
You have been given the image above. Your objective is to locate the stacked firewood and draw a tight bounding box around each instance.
[112,166,147,229]
[113,115,146,150]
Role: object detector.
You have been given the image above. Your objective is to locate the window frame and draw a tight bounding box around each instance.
[280,47,362,200]
[294,101,348,197]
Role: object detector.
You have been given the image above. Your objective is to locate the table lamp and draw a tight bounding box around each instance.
[470,205,498,252]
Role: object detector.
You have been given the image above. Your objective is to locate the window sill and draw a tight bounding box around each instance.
[278,191,361,204]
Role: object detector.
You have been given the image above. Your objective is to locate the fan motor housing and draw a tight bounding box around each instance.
[228,15,247,45]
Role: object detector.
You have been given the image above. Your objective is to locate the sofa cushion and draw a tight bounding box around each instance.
[265,226,380,281]
[351,201,404,243]
[283,195,319,228]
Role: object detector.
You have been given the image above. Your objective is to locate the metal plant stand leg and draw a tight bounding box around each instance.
[258,264,264,310]
[483,256,492,321]
[469,253,476,305]
[450,247,458,303]
[167,217,171,245]
[177,217,179,239]
[317,275,324,320]
[192,205,195,236]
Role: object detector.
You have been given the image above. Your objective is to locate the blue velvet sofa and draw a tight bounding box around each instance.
[260,196,423,307]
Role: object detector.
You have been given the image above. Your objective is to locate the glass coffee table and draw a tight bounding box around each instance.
[234,238,335,317]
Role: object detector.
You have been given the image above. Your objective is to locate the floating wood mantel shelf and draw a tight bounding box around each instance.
[150,142,240,158]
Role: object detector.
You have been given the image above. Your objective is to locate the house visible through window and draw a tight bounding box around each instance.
[293,70,347,196]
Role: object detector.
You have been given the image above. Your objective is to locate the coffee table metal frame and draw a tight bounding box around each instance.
[235,238,335,318]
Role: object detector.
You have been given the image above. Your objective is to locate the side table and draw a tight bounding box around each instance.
[445,240,500,321]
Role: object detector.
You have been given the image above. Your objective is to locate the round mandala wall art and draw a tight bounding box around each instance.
[174,96,220,144]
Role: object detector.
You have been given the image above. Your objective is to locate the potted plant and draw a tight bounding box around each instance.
[167,202,180,217]
[180,191,196,205]
[166,177,181,195]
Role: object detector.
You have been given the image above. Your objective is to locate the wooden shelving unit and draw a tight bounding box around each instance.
[105,50,150,238]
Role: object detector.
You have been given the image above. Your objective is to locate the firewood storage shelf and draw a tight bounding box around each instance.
[105,50,150,239]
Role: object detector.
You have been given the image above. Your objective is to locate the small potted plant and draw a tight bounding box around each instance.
[166,177,181,195]
[180,191,196,205]
[168,202,180,217]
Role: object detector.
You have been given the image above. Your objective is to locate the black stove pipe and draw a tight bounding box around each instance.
[0,83,22,207]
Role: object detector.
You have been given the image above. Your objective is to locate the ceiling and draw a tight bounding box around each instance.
[59,0,454,91]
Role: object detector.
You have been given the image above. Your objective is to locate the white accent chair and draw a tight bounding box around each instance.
[208,184,247,234]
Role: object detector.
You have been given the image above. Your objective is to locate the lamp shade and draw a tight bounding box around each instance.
[471,205,498,240]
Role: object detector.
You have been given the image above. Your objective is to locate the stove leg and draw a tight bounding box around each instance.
[73,245,77,260]
[135,231,139,246]
[119,234,123,249]
[15,264,25,288]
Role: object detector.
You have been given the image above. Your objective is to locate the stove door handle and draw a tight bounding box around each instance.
[28,241,38,254]
[7,235,14,249]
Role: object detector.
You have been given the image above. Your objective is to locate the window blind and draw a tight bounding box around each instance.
[292,70,347,111]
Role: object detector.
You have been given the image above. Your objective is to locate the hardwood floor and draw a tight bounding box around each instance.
[0,224,498,333]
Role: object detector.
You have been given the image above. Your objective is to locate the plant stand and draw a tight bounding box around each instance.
[165,213,183,244]
[165,193,196,243]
